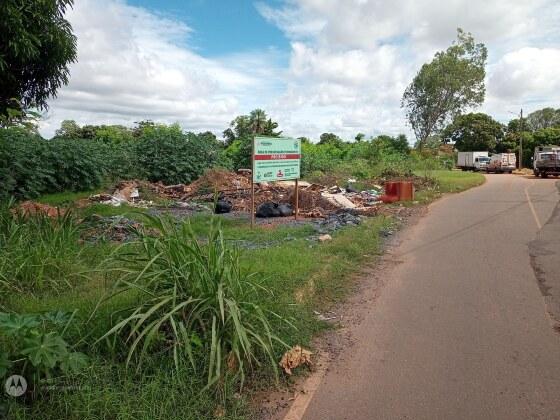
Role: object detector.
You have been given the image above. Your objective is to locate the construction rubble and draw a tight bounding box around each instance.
[84,169,423,220]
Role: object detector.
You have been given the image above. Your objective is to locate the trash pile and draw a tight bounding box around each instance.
[279,345,313,375]
[82,169,424,221]
[81,215,142,242]
[90,181,152,207]
[314,210,362,233]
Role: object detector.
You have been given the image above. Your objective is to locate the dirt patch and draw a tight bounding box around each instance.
[12,201,66,218]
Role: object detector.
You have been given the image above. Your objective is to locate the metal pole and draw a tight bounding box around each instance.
[251,136,255,228]
[519,108,523,170]
[294,178,299,221]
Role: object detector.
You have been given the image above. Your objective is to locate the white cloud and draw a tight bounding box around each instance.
[40,0,282,137]
[489,48,560,101]
[41,0,560,141]
[259,0,560,140]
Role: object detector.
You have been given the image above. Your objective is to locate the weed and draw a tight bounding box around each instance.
[96,215,290,388]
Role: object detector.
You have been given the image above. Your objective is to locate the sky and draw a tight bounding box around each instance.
[39,0,560,141]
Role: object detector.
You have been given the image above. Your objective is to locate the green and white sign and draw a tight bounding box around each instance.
[253,136,301,182]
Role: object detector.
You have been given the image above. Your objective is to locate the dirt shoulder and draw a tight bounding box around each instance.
[255,203,429,420]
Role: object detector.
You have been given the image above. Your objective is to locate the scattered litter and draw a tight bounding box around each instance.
[321,192,357,209]
[256,202,293,218]
[313,310,337,321]
[81,215,142,242]
[279,345,313,375]
[215,200,233,214]
[315,211,362,233]
[318,234,332,242]
[81,170,428,222]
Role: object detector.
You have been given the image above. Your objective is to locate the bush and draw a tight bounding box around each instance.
[0,311,88,396]
[0,203,87,296]
[0,128,107,199]
[129,125,222,185]
[97,215,288,387]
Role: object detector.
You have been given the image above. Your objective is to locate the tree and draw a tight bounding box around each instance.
[355,133,365,142]
[54,120,82,139]
[442,113,504,152]
[402,29,487,147]
[526,108,560,131]
[0,0,77,125]
[223,109,281,169]
[318,133,344,148]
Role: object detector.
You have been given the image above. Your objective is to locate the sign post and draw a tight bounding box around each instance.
[252,136,302,226]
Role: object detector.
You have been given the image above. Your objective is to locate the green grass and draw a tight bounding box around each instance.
[37,189,105,207]
[413,169,485,204]
[4,212,390,419]
[3,169,484,419]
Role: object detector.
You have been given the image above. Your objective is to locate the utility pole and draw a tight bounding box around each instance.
[519,108,523,170]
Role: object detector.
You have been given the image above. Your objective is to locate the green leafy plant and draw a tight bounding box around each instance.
[0,203,87,295]
[0,310,89,394]
[96,215,290,387]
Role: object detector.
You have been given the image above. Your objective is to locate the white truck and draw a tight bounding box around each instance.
[456,151,490,171]
[486,153,516,173]
[533,146,560,178]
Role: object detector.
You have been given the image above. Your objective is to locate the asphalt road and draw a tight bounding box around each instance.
[303,174,560,420]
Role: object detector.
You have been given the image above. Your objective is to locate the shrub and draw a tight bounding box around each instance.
[0,128,108,199]
[0,311,89,396]
[0,203,86,297]
[135,125,222,185]
[97,215,288,387]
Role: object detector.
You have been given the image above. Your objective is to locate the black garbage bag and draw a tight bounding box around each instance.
[256,202,293,218]
[215,200,233,214]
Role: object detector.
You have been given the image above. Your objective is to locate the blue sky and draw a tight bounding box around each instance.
[128,0,289,56]
[40,0,560,140]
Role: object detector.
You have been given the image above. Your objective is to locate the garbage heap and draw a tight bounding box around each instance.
[86,169,386,218]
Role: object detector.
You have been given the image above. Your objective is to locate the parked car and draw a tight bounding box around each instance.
[533,146,560,178]
[456,151,490,171]
[486,153,516,173]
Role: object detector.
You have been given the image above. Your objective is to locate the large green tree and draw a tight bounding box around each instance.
[526,108,560,131]
[402,29,487,147]
[442,113,504,152]
[0,0,77,125]
[223,109,281,169]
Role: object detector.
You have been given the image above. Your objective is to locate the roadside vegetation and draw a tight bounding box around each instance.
[0,1,549,418]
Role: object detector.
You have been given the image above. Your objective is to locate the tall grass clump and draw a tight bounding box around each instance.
[98,215,289,387]
[0,202,86,298]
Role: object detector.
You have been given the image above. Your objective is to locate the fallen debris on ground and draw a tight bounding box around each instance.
[13,201,66,218]
[80,169,434,222]
[279,345,313,375]
[81,215,142,242]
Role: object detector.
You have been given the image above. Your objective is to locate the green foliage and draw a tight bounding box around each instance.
[97,215,288,387]
[0,122,225,198]
[0,204,86,296]
[402,28,487,146]
[0,310,88,388]
[300,134,415,181]
[0,0,77,124]
[318,133,344,147]
[0,128,108,199]
[442,113,504,152]
[223,109,281,170]
[526,108,560,131]
[135,124,221,184]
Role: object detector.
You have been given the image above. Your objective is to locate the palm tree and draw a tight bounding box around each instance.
[249,109,267,134]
